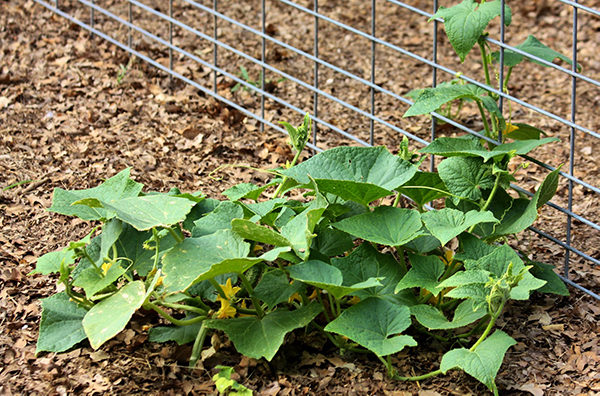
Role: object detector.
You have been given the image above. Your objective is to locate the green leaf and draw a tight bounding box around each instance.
[192,201,245,237]
[455,232,496,262]
[280,146,417,206]
[253,269,305,309]
[114,223,180,276]
[504,123,545,141]
[36,292,88,354]
[333,207,424,247]
[82,281,146,349]
[398,172,452,208]
[231,219,291,247]
[332,243,408,303]
[73,262,127,299]
[48,168,143,221]
[437,270,491,289]
[492,35,581,71]
[287,260,383,300]
[213,366,253,396]
[100,218,123,261]
[280,194,328,260]
[324,298,417,356]
[162,230,289,294]
[222,182,273,201]
[439,157,495,202]
[183,198,220,231]
[422,137,560,162]
[480,95,506,132]
[404,84,485,117]
[491,166,561,237]
[422,209,499,246]
[402,229,442,254]
[445,283,489,311]
[311,226,354,257]
[529,261,569,296]
[204,302,322,361]
[148,314,204,345]
[440,330,516,392]
[395,252,445,294]
[411,300,487,330]
[34,247,77,275]
[432,0,512,62]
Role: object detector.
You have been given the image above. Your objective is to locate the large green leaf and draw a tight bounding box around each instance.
[37,292,88,354]
[48,168,143,221]
[192,201,244,237]
[253,269,305,309]
[231,219,291,247]
[333,207,424,247]
[395,252,445,295]
[438,157,495,202]
[331,243,407,303]
[324,298,417,356]
[82,281,146,349]
[74,195,196,231]
[445,283,490,311]
[411,300,486,330]
[529,261,569,296]
[440,330,516,393]
[222,182,275,201]
[99,218,123,261]
[398,172,452,208]
[280,146,417,206]
[491,167,561,237]
[432,0,511,62]
[421,137,560,162]
[204,303,322,361]
[422,209,498,246]
[404,84,485,117]
[492,35,581,71]
[311,226,354,257]
[287,260,383,300]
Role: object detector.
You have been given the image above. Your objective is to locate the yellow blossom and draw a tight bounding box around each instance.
[155,276,164,287]
[217,278,241,302]
[441,249,454,266]
[216,299,237,319]
[101,262,113,275]
[308,289,320,301]
[288,293,302,303]
[505,123,520,135]
[348,296,361,305]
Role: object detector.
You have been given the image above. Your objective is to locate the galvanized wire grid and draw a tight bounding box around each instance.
[35,0,600,299]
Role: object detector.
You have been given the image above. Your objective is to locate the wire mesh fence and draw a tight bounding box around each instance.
[33,0,600,299]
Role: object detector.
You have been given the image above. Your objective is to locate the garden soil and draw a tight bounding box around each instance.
[1,1,600,395]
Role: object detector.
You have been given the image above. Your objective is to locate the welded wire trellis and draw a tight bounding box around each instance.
[34,0,600,299]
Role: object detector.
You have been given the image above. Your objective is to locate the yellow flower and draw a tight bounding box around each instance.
[216,299,237,319]
[217,278,241,302]
[348,296,361,305]
[505,123,520,134]
[288,293,302,303]
[308,289,320,301]
[101,262,113,275]
[155,276,164,287]
[441,249,454,266]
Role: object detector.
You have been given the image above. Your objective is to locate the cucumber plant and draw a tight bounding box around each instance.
[34,111,567,395]
[405,0,580,142]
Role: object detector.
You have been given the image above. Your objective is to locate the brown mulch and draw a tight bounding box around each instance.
[1,1,600,395]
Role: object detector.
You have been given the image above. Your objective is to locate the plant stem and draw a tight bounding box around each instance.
[316,290,331,322]
[392,193,402,207]
[238,271,265,317]
[146,301,207,326]
[467,172,501,234]
[327,292,337,319]
[155,301,207,316]
[478,40,492,88]
[470,300,505,351]
[167,227,183,243]
[394,369,443,382]
[189,322,208,369]
[396,247,408,275]
[273,148,303,198]
[476,101,492,139]
[209,279,228,300]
